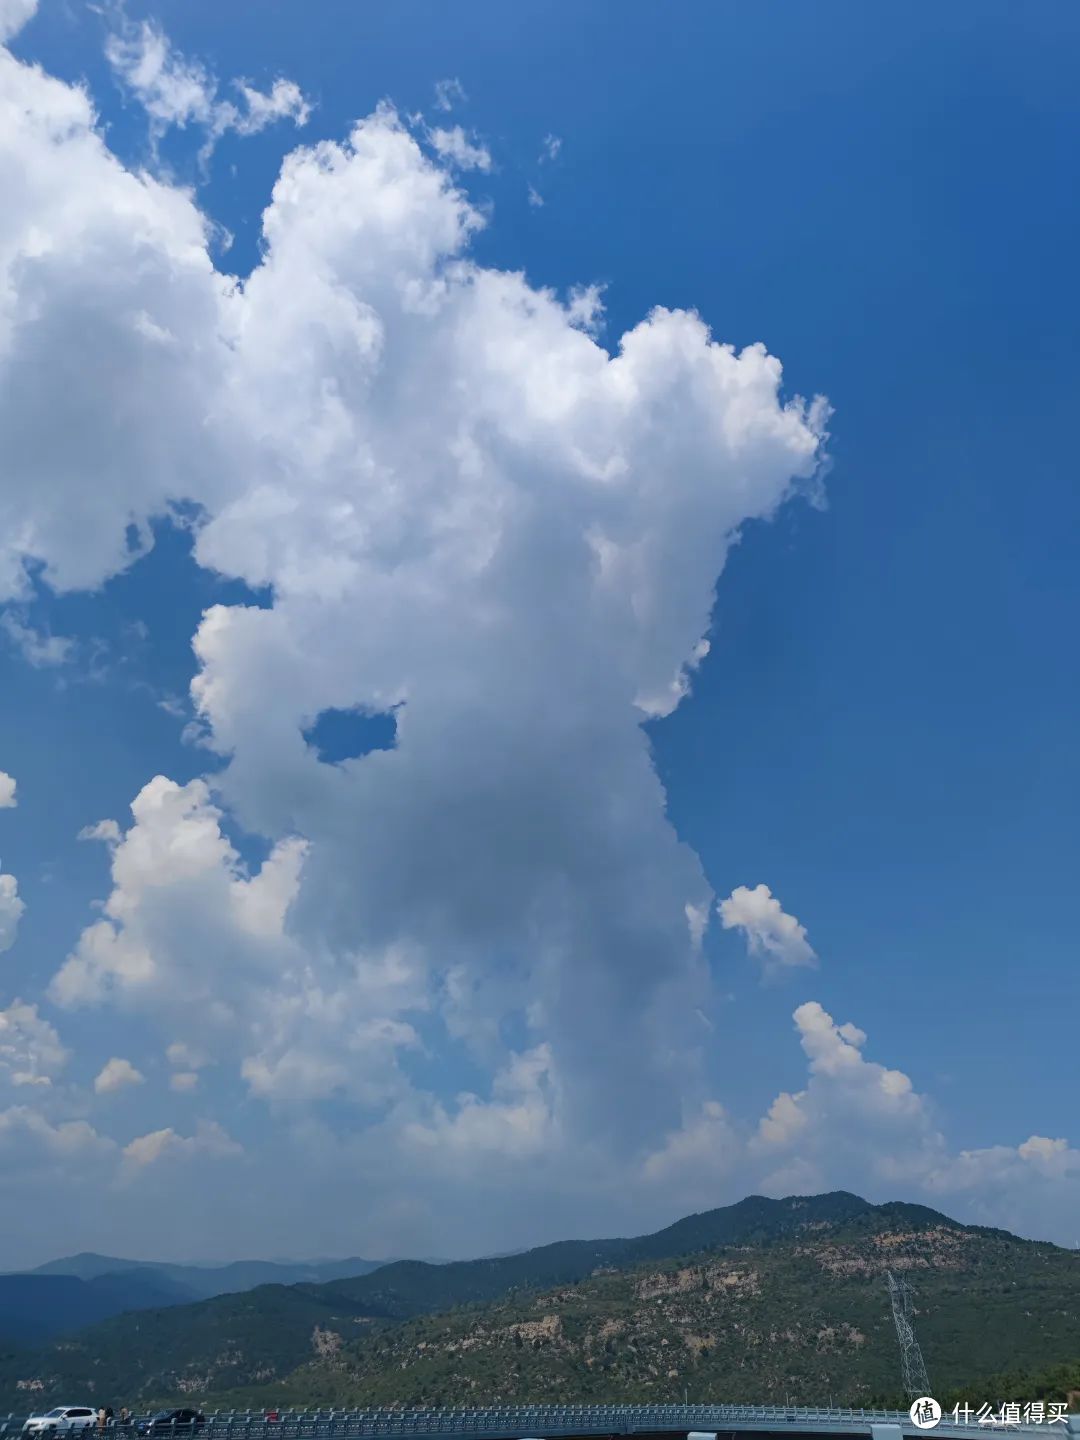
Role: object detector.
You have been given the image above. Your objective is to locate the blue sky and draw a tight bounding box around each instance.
[0,0,1078,1266]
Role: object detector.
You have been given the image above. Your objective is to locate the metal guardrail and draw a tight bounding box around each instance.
[0,1407,1068,1440]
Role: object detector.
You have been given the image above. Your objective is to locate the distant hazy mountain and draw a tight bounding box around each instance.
[24,1253,387,1302]
[0,1270,189,1346]
[0,1253,388,1344]
[27,1254,151,1283]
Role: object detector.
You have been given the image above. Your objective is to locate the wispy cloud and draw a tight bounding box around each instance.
[0,612,73,668]
[105,18,311,170]
[433,76,466,112]
[428,124,491,172]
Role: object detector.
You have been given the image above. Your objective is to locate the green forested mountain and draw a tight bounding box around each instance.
[0,1191,873,1404]
[3,1194,1079,1412]
[219,1210,1080,1411]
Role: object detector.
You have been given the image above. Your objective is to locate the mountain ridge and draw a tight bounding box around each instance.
[209,1202,1080,1411]
[2,1190,1063,1408]
[22,1253,387,1298]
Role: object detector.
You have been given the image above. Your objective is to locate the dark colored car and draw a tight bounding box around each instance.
[136,1414,205,1437]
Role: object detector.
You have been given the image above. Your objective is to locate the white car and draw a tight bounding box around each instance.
[23,1409,97,1435]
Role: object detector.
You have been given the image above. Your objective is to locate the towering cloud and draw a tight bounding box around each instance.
[1,18,828,1181]
[0,9,1076,1264]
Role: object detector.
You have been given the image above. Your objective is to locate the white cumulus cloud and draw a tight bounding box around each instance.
[719,882,817,974]
[0,771,14,808]
[0,1001,66,1088]
[52,775,424,1109]
[922,1133,1080,1239]
[0,21,1075,1258]
[0,1106,111,1158]
[122,1120,241,1171]
[0,0,35,42]
[641,998,1080,1243]
[0,35,828,1183]
[93,1056,144,1094]
[0,867,24,953]
[60,32,1080,1256]
[53,776,304,1011]
[746,1000,945,1199]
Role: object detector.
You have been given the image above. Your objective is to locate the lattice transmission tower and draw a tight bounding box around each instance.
[887,1269,931,1400]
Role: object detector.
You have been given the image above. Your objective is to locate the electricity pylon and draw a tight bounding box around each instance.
[887,1270,931,1400]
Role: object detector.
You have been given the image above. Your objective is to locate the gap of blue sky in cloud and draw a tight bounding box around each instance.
[0,0,1078,1266]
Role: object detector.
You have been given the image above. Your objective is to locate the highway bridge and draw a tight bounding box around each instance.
[3,1407,1076,1440]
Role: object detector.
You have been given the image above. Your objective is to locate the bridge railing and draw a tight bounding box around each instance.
[0,1406,1064,1440]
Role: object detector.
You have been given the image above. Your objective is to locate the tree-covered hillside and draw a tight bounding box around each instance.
[226,1215,1080,1410]
[3,1194,1079,1412]
[0,1192,877,1405]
